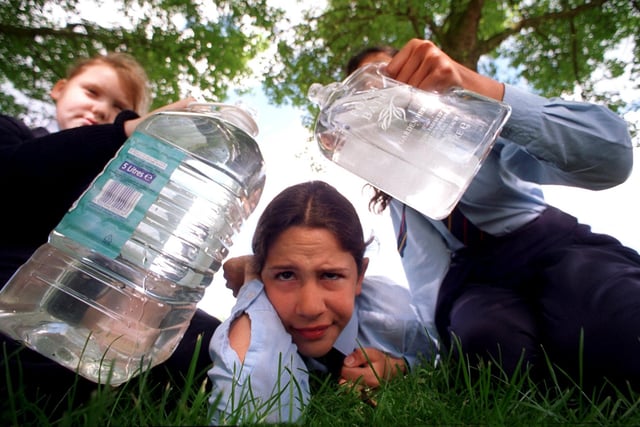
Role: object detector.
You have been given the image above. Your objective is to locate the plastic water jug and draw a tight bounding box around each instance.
[308,62,511,219]
[0,103,266,384]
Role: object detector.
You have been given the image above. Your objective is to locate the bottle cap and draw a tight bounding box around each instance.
[308,62,392,107]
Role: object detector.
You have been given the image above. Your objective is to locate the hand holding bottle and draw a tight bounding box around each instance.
[0,102,266,385]
[385,39,505,101]
[124,97,197,137]
[308,62,511,219]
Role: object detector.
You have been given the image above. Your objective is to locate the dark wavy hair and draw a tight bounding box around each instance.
[252,181,369,275]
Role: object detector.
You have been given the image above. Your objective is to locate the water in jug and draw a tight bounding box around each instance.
[308,62,511,219]
[0,103,266,385]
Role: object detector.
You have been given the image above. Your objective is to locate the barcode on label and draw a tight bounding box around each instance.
[94,179,143,218]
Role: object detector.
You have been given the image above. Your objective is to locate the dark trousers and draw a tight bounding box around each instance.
[435,206,640,391]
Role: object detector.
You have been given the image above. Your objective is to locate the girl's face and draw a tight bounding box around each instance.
[261,226,367,358]
[50,63,134,130]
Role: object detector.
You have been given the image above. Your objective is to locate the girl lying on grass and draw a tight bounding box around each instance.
[208,181,436,424]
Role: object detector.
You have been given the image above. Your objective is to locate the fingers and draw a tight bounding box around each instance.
[123,117,144,137]
[343,347,371,368]
[386,38,432,82]
[223,257,247,297]
[153,96,197,113]
[123,97,197,136]
[385,38,504,99]
[222,255,258,297]
[340,348,384,387]
[340,348,407,387]
[386,38,463,93]
[341,365,381,388]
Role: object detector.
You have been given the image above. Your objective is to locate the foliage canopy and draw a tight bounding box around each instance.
[0,0,283,122]
[263,1,638,123]
[1,0,638,139]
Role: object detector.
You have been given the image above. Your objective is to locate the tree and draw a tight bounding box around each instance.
[2,0,639,142]
[261,0,639,140]
[0,0,283,123]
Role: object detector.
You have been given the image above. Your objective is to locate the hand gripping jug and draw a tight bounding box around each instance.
[308,63,511,219]
[0,103,266,385]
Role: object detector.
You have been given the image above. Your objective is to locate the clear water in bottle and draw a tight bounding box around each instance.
[309,63,511,219]
[0,103,266,384]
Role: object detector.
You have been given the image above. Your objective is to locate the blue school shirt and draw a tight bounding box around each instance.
[389,84,634,337]
[208,276,436,425]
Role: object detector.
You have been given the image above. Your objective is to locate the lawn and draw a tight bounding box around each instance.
[3,345,639,426]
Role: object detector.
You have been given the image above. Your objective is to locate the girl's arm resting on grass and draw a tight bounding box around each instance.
[356,276,439,370]
[341,347,407,387]
[208,279,310,425]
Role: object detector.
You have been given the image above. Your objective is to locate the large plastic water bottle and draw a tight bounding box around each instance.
[0,103,266,385]
[308,63,511,219]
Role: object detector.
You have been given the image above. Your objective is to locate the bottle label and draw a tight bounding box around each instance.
[55,132,186,258]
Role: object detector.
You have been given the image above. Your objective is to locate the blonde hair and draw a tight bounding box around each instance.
[66,52,151,115]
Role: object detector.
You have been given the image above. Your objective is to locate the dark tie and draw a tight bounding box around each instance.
[443,205,487,246]
[396,203,488,256]
[397,204,408,256]
[316,347,346,380]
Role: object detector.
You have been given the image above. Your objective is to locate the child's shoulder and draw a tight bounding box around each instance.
[358,275,413,313]
[0,114,49,141]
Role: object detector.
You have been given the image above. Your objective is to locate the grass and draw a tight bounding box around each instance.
[1,338,214,426]
[2,371,213,426]
[303,355,640,426]
[2,345,640,426]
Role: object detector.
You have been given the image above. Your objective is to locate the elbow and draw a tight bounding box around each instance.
[549,109,634,188]
[577,145,633,190]
[599,140,634,186]
[609,148,634,185]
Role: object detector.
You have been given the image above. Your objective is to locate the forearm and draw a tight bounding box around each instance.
[0,110,136,179]
[500,84,633,189]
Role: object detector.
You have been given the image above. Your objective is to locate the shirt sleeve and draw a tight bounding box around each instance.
[499,85,633,189]
[0,110,140,247]
[355,276,439,370]
[0,110,137,175]
[208,279,310,425]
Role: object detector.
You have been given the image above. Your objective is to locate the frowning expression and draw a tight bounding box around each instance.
[261,226,365,358]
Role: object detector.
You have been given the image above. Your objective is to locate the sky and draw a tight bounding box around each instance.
[197,89,640,321]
